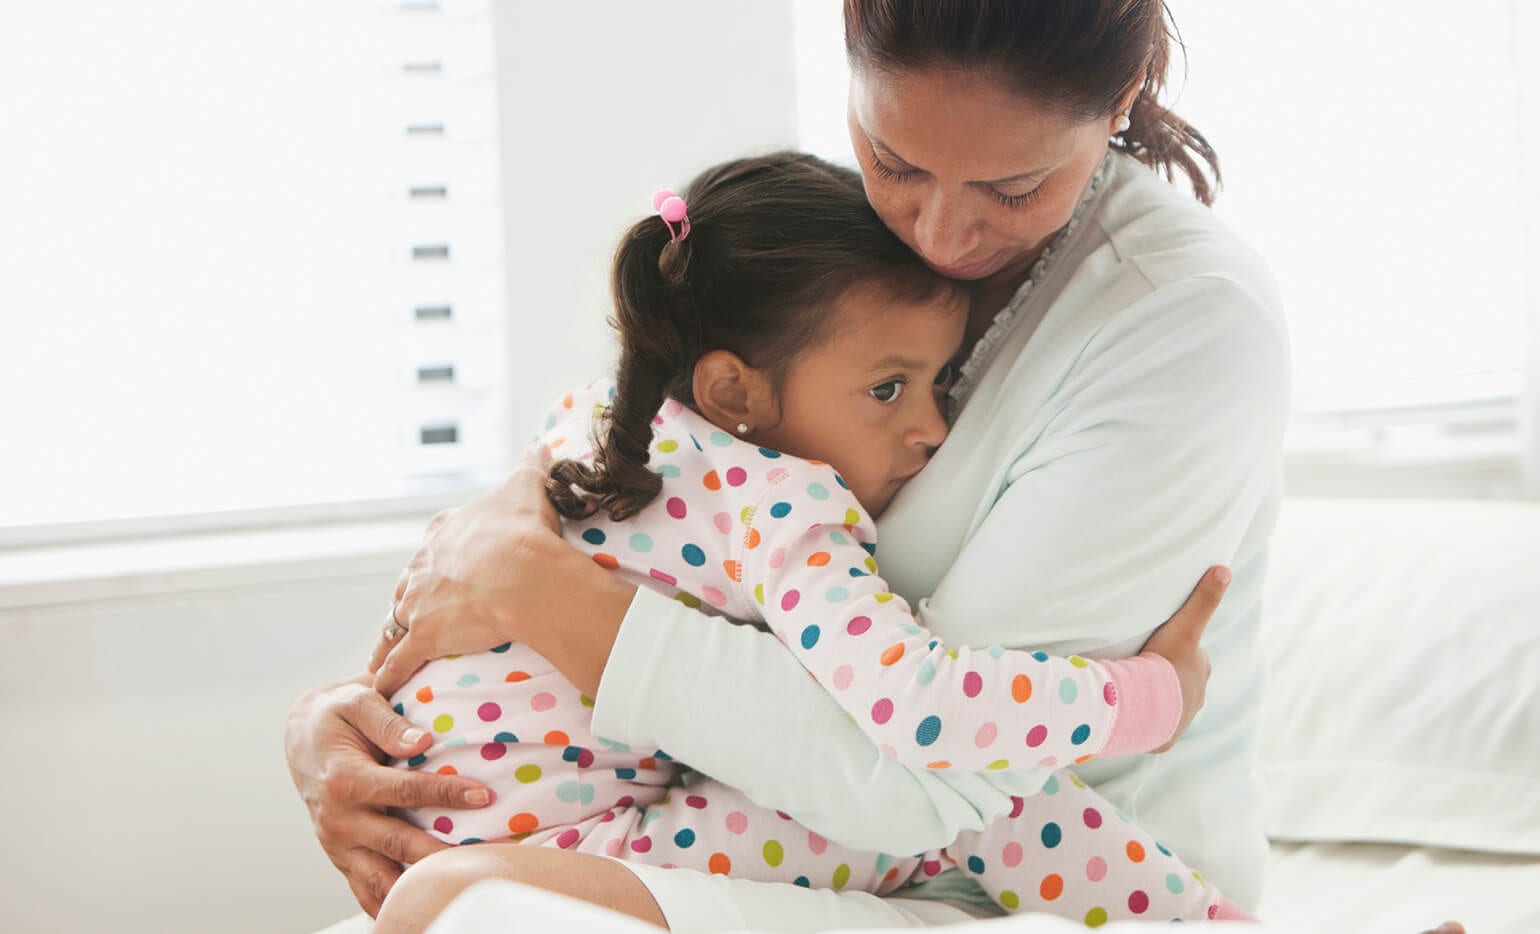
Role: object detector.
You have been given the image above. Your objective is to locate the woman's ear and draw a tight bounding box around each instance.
[692,350,777,437]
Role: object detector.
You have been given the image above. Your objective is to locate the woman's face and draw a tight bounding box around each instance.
[848,67,1116,285]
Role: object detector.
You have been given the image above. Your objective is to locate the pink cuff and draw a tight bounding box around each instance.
[1096,653,1183,757]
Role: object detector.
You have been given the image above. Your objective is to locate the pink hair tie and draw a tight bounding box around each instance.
[651,188,691,244]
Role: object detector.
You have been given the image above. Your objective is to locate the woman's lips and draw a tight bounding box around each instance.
[924,251,1001,279]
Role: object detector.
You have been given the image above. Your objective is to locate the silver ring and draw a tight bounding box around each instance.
[383,620,403,642]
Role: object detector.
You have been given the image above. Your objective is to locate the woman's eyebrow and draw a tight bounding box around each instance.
[867,133,1050,186]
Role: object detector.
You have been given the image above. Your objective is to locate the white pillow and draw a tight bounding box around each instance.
[1258,496,1540,854]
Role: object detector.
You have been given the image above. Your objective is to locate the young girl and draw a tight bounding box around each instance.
[381,152,1251,927]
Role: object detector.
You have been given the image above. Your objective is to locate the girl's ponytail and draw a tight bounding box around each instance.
[546,220,692,521]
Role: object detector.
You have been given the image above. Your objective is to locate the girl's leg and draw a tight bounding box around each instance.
[942,770,1255,924]
[375,844,667,934]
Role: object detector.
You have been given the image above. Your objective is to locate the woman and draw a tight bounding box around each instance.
[288,0,1288,928]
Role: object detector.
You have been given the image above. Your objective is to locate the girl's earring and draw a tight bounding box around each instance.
[736,423,750,435]
[1112,113,1131,135]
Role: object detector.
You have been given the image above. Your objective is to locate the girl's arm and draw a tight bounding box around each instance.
[739,463,1185,773]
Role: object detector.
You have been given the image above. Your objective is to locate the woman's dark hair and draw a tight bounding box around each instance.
[547,151,955,522]
[844,0,1221,205]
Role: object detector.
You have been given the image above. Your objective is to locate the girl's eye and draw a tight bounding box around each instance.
[869,379,906,404]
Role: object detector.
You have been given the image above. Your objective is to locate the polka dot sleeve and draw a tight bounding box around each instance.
[737,463,1182,772]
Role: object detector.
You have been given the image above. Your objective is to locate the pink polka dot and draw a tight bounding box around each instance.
[975,722,998,748]
[650,568,678,587]
[1128,890,1149,913]
[434,816,454,834]
[808,832,828,855]
[1104,682,1119,705]
[1001,842,1023,868]
[922,859,943,877]
[477,702,502,721]
[726,467,747,487]
[833,665,854,690]
[1008,796,1026,819]
[1083,808,1103,829]
[616,795,635,808]
[766,468,789,484]
[846,616,872,636]
[630,836,652,853]
[1086,857,1108,882]
[963,671,983,698]
[1038,756,1059,768]
[652,415,664,425]
[480,743,505,761]
[599,811,617,823]
[776,810,792,820]
[531,692,556,712]
[1026,724,1048,747]
[666,497,687,519]
[604,839,623,857]
[575,748,595,767]
[879,744,897,759]
[686,795,708,809]
[702,586,727,607]
[769,548,786,569]
[663,400,684,417]
[871,698,894,725]
[1208,905,1220,920]
[556,829,580,849]
[726,812,749,834]
[713,512,732,534]
[780,589,800,611]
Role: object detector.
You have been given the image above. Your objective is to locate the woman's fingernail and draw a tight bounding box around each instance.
[402,728,426,745]
[1213,567,1232,586]
[465,789,491,807]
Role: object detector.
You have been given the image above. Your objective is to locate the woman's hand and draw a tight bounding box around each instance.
[1139,566,1228,753]
[283,675,493,917]
[370,445,565,697]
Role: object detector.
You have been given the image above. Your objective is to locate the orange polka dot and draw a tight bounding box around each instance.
[925,760,951,769]
[884,867,900,882]
[746,528,762,549]
[806,551,832,567]
[703,470,722,491]
[880,643,906,666]
[1040,874,1064,900]
[561,393,573,409]
[708,853,732,875]
[1075,754,1095,764]
[639,757,657,770]
[1126,841,1146,863]
[508,813,539,834]
[548,437,566,449]
[415,686,434,703]
[505,671,531,683]
[723,560,742,582]
[436,765,458,775]
[544,731,570,746]
[592,553,619,570]
[1011,675,1033,703]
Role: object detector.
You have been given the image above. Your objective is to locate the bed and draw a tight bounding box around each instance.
[322,496,1540,933]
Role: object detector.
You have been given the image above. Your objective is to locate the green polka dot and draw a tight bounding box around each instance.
[432,714,454,733]
[676,592,702,609]
[740,507,756,524]
[1069,655,1090,668]
[515,765,542,783]
[865,556,877,572]
[807,483,830,500]
[1043,776,1060,795]
[842,508,861,525]
[832,864,851,890]
[873,592,894,604]
[629,533,654,553]
[999,891,1020,910]
[754,584,765,605]
[763,840,784,866]
[656,440,678,453]
[1193,870,1206,887]
[1069,773,1088,789]
[1086,908,1108,927]
[987,759,1010,770]
[1165,873,1184,894]
[579,694,594,708]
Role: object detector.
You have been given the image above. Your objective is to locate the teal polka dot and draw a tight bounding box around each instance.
[829,531,849,545]
[709,431,733,447]
[967,855,985,873]
[1165,873,1184,894]
[1041,823,1062,848]
[581,528,606,545]
[675,829,696,848]
[916,660,937,685]
[801,626,820,649]
[1059,679,1079,704]
[758,448,782,458]
[807,483,830,500]
[826,586,851,602]
[681,544,706,567]
[770,502,792,519]
[494,731,518,743]
[658,464,682,478]
[1071,724,1092,745]
[987,645,1005,659]
[834,474,848,489]
[875,853,893,872]
[1156,842,1172,856]
[1032,651,1049,661]
[793,876,810,887]
[916,715,942,746]
[1043,775,1060,795]
[544,415,557,429]
[900,623,922,635]
[629,533,654,553]
[456,673,480,688]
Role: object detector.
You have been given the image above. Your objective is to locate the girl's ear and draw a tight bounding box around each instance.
[692,350,778,436]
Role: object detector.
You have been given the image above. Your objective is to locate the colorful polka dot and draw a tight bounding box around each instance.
[975,722,998,747]
[480,742,505,761]
[807,482,829,500]
[709,853,732,874]
[681,544,706,566]
[1086,856,1107,881]
[1040,874,1064,900]
[763,840,784,866]
[1128,890,1149,914]
[1026,724,1048,747]
[1041,822,1062,848]
[656,440,678,453]
[832,864,851,890]
[832,665,854,690]
[1126,841,1146,863]
[701,586,726,606]
[800,626,820,649]
[1072,724,1092,745]
[916,715,942,745]
[880,643,905,665]
[1165,873,1185,894]
[963,671,984,698]
[726,812,748,834]
[1012,674,1033,703]
[556,828,580,848]
[666,497,687,518]
[702,470,722,491]
[1083,807,1103,829]
[649,568,677,586]
[1103,682,1119,705]
[508,813,538,834]
[999,891,1020,910]
[847,616,872,636]
[770,502,792,518]
[515,765,542,783]
[432,714,454,733]
[1060,679,1079,703]
[871,698,894,725]
[531,692,556,712]
[477,702,501,721]
[674,829,696,848]
[1002,841,1023,868]
[713,512,732,534]
[658,464,681,478]
[433,814,454,835]
[916,659,937,685]
[1086,907,1108,927]
[709,431,732,447]
[581,528,606,545]
[726,467,747,487]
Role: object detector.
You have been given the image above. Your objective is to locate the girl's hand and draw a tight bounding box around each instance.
[370,444,563,698]
[1139,566,1229,753]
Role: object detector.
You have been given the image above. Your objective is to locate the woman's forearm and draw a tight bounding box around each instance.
[509,531,638,697]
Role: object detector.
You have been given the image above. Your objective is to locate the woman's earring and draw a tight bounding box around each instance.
[736,423,750,435]
[1113,113,1131,135]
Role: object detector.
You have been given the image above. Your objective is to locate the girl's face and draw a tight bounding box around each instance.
[750,281,968,517]
[847,67,1115,287]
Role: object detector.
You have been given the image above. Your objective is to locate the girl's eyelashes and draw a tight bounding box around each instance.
[933,361,959,387]
[869,378,907,404]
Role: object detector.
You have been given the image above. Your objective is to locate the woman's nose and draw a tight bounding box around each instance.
[912,190,979,268]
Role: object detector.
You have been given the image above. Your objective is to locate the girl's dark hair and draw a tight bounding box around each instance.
[844,0,1221,205]
[547,151,955,522]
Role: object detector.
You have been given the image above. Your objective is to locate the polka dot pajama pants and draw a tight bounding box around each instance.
[391,645,1248,926]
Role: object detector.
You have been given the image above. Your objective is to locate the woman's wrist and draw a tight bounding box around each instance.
[514,530,637,697]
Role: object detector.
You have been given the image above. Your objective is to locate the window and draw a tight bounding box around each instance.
[0,0,509,536]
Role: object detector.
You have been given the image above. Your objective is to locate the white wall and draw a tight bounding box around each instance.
[494,1,800,449]
[1518,0,1540,496]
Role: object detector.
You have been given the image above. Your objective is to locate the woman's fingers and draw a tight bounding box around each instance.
[343,678,432,757]
[372,634,432,701]
[338,846,402,919]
